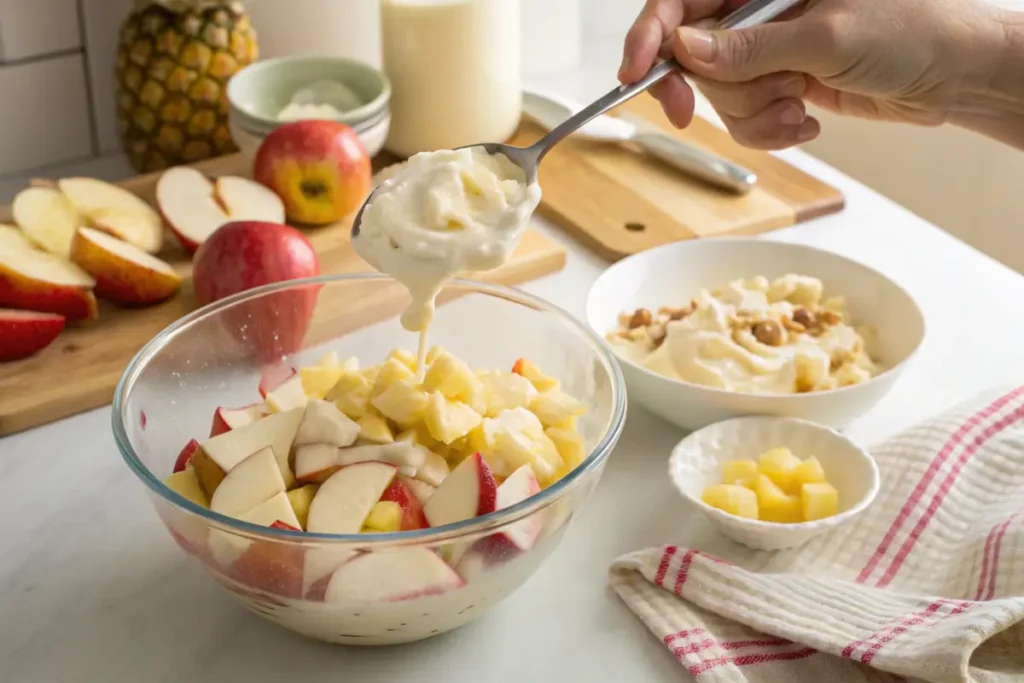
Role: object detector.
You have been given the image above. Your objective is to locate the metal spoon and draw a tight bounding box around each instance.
[352,0,802,237]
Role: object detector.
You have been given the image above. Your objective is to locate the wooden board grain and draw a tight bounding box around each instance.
[0,155,566,436]
[509,93,844,261]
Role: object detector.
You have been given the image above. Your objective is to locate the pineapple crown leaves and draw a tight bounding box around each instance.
[134,0,244,11]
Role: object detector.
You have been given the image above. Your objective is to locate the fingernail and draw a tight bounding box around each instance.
[676,27,716,63]
[779,104,804,126]
[797,120,819,142]
[781,77,806,99]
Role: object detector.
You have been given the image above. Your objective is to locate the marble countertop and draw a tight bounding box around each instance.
[4,40,1024,683]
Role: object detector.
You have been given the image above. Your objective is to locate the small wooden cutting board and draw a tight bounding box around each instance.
[0,154,566,437]
[508,93,844,261]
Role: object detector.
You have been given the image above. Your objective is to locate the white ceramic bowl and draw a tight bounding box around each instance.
[669,416,880,551]
[585,238,926,432]
[229,110,391,158]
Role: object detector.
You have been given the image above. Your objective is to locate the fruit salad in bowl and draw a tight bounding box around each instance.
[114,274,625,645]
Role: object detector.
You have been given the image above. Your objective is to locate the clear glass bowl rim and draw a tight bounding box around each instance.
[113,273,627,546]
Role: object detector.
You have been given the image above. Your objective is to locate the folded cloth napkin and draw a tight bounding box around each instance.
[610,386,1024,683]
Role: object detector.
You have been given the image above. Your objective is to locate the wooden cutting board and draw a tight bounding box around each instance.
[0,154,566,437]
[509,94,844,261]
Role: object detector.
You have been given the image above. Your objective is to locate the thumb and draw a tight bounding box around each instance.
[673,21,809,82]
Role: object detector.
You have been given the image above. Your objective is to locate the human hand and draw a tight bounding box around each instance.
[618,0,1008,150]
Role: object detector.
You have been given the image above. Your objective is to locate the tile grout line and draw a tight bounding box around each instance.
[76,0,102,158]
[0,46,84,69]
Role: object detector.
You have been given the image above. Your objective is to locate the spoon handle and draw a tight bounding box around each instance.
[528,0,803,162]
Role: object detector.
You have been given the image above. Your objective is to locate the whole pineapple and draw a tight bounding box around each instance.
[116,0,258,173]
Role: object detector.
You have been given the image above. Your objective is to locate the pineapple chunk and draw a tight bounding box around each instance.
[423,351,484,406]
[396,423,442,452]
[512,358,560,392]
[701,484,758,519]
[754,474,802,523]
[363,501,402,532]
[546,427,586,471]
[478,371,537,417]
[373,358,415,397]
[792,456,827,488]
[529,388,587,428]
[737,477,758,490]
[165,467,209,508]
[340,356,360,373]
[721,459,759,485]
[551,415,578,431]
[491,429,561,482]
[451,422,492,458]
[758,447,803,492]
[299,365,343,400]
[287,484,319,530]
[387,348,418,373]
[801,482,839,521]
[325,371,373,420]
[316,351,340,368]
[425,345,446,366]
[361,365,381,386]
[372,380,429,428]
[423,392,483,445]
[357,410,394,444]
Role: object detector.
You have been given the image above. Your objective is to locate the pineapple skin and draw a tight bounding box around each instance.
[115,1,258,173]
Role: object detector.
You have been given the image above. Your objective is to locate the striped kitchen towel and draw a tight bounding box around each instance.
[610,386,1024,682]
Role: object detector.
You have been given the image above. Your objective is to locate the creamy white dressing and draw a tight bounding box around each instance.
[353,147,541,373]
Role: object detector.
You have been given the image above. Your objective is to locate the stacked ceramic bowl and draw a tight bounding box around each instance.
[227,56,392,157]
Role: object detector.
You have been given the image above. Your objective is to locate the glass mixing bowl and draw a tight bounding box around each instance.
[114,274,626,645]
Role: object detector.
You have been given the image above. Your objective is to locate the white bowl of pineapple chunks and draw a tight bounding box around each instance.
[669,416,880,551]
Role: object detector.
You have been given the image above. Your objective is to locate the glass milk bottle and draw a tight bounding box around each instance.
[381,0,523,158]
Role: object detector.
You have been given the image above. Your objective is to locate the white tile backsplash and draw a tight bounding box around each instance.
[0,54,93,174]
[80,0,133,154]
[0,0,82,61]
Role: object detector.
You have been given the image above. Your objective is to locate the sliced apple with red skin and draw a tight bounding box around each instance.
[379,478,429,531]
[302,548,357,601]
[173,438,201,473]
[70,227,181,306]
[423,453,498,528]
[398,474,436,505]
[264,374,308,413]
[0,245,97,321]
[475,464,543,558]
[214,176,286,224]
[191,407,303,496]
[0,308,65,362]
[324,547,464,603]
[259,362,297,397]
[192,221,320,363]
[306,461,398,534]
[57,177,164,254]
[294,399,360,447]
[209,446,287,517]
[209,402,268,437]
[294,441,425,484]
[12,187,80,257]
[0,224,35,251]
[414,450,450,487]
[209,490,301,567]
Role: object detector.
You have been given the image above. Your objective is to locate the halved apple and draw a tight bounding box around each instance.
[324,548,464,603]
[306,461,398,534]
[173,438,201,473]
[57,177,164,253]
[209,446,286,517]
[209,402,268,437]
[70,227,181,306]
[294,399,360,448]
[0,245,97,321]
[423,452,497,528]
[12,187,80,257]
[0,308,65,362]
[0,224,35,251]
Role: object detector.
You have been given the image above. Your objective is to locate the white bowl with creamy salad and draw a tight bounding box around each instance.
[586,238,925,431]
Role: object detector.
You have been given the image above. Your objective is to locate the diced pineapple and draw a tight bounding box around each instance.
[758,447,803,492]
[165,467,209,508]
[357,409,394,444]
[387,348,418,373]
[299,365,344,400]
[363,501,402,532]
[325,372,373,420]
[492,429,560,482]
[546,427,586,470]
[423,392,483,445]
[372,380,430,428]
[361,365,381,386]
[287,484,318,530]
[478,371,537,417]
[425,345,446,366]
[396,423,442,451]
[316,351,340,368]
[792,456,827,488]
[373,358,416,397]
[423,351,484,406]
[721,459,759,485]
[754,474,803,523]
[737,477,758,490]
[801,482,839,521]
[512,358,559,392]
[701,484,758,519]
[529,388,587,428]
[551,415,578,431]
[340,356,360,373]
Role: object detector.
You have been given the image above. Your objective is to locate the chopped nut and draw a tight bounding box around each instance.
[792,307,817,329]
[752,320,785,347]
[649,323,667,348]
[783,318,807,333]
[628,308,653,329]
[659,305,693,321]
[822,310,842,326]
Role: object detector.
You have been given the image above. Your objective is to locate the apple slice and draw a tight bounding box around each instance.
[164,467,209,508]
[265,374,309,413]
[173,438,201,473]
[303,547,357,601]
[209,491,302,568]
[70,227,181,306]
[379,478,428,531]
[0,245,97,321]
[12,187,80,257]
[306,461,398,534]
[292,443,339,484]
[414,449,450,488]
[0,308,65,362]
[209,446,286,517]
[481,464,543,553]
[294,441,425,484]
[398,474,436,505]
[0,224,35,251]
[259,361,297,397]
[423,453,497,528]
[294,399,360,448]
[57,177,164,253]
[191,407,303,496]
[209,402,268,437]
[215,176,285,224]
[324,548,465,603]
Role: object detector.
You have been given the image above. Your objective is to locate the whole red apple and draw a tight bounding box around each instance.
[192,221,321,362]
[253,120,372,226]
